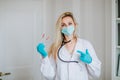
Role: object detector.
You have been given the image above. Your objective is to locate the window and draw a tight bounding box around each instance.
[118,23,120,46]
[118,0,120,18]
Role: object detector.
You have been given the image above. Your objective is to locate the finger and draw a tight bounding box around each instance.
[80,56,84,61]
[38,43,45,49]
[77,50,85,56]
[86,49,89,55]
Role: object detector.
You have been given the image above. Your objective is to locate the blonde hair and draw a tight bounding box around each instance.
[48,12,78,60]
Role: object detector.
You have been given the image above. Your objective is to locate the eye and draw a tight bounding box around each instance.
[68,22,72,26]
[61,24,64,27]
[61,23,66,27]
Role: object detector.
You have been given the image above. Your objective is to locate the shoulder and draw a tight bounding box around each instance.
[77,38,91,45]
[77,38,94,48]
[77,38,95,51]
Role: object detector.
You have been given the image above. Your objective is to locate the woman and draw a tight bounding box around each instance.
[37,12,101,80]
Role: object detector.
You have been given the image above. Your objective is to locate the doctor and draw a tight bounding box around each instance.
[37,12,101,80]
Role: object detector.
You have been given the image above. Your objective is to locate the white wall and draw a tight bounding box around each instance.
[105,0,112,80]
[0,0,112,80]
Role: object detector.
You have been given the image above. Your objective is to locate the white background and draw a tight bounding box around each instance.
[0,0,112,80]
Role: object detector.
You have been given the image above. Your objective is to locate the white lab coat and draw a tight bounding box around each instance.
[40,38,101,80]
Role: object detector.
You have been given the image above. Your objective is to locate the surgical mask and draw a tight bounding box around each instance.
[61,25,74,36]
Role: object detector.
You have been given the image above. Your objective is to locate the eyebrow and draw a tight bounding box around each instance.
[62,21,72,24]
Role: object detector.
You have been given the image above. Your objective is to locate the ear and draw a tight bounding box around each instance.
[75,22,77,27]
[74,23,77,31]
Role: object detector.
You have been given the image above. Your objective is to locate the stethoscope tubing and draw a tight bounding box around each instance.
[57,40,78,63]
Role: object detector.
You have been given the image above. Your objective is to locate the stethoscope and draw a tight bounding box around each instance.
[57,40,79,63]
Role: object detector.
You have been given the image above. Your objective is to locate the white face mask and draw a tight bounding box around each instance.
[61,25,74,36]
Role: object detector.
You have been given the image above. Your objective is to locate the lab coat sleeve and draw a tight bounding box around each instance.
[85,41,101,79]
[41,56,56,80]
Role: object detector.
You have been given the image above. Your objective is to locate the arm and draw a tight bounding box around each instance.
[41,56,56,80]
[86,41,101,79]
[77,40,101,79]
[37,43,56,80]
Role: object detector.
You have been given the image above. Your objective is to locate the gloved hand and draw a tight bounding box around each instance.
[37,43,48,58]
[77,49,92,64]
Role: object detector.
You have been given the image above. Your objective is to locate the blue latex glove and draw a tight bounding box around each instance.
[37,43,48,58]
[77,49,92,64]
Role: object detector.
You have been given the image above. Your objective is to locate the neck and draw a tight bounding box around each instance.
[64,35,74,41]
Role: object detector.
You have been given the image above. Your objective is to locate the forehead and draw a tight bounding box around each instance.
[62,16,73,23]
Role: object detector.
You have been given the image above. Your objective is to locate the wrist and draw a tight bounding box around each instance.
[42,52,48,58]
